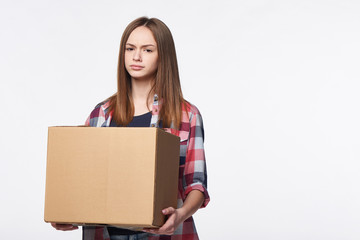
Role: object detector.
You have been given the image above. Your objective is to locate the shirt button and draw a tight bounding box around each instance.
[151,124,155,127]
[154,109,158,112]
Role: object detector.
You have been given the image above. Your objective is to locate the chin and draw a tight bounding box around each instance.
[130,72,156,81]
[131,75,152,81]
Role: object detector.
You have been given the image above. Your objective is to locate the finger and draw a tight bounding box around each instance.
[65,225,78,230]
[158,217,176,235]
[52,223,78,231]
[143,225,171,235]
[162,207,176,215]
[142,228,159,234]
[158,224,173,234]
[59,225,78,231]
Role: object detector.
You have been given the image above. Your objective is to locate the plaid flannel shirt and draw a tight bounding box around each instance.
[83,95,210,240]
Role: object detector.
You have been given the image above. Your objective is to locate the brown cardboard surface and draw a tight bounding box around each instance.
[44,127,180,228]
[152,130,180,226]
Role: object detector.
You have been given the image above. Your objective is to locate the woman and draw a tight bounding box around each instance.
[51,17,209,240]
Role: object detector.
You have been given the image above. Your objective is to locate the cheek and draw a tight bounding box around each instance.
[124,55,133,74]
[150,56,159,70]
[150,62,158,73]
[124,53,131,65]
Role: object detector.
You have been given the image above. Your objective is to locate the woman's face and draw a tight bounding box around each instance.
[125,26,158,81]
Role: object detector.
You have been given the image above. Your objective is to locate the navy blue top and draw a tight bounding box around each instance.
[108,111,152,236]
[109,111,152,127]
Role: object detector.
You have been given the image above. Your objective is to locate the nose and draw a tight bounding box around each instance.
[133,49,142,62]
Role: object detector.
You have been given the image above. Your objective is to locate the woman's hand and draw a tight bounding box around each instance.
[143,190,205,235]
[51,223,79,231]
[143,207,185,235]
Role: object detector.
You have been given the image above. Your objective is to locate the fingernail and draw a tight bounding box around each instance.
[162,210,166,214]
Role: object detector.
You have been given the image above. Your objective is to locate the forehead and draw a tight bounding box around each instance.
[127,26,156,45]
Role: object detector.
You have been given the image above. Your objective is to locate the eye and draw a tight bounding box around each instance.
[144,49,153,53]
[126,47,134,51]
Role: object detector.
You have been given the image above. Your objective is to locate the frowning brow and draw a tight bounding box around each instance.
[126,43,156,48]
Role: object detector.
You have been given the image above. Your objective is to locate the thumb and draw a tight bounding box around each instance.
[162,207,176,215]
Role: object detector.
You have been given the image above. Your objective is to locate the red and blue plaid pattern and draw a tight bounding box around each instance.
[83,95,209,240]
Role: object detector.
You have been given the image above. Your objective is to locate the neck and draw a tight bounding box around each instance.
[131,78,154,115]
[131,78,153,101]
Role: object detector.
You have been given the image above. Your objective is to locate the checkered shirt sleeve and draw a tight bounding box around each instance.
[182,104,209,208]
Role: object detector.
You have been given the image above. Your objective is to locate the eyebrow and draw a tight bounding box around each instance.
[126,43,156,48]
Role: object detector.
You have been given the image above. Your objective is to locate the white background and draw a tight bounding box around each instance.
[1,0,360,239]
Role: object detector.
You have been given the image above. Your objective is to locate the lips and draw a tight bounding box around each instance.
[130,65,144,70]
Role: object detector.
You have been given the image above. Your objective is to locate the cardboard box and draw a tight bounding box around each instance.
[44,127,180,230]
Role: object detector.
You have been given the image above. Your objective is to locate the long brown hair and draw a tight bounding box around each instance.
[108,17,185,129]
